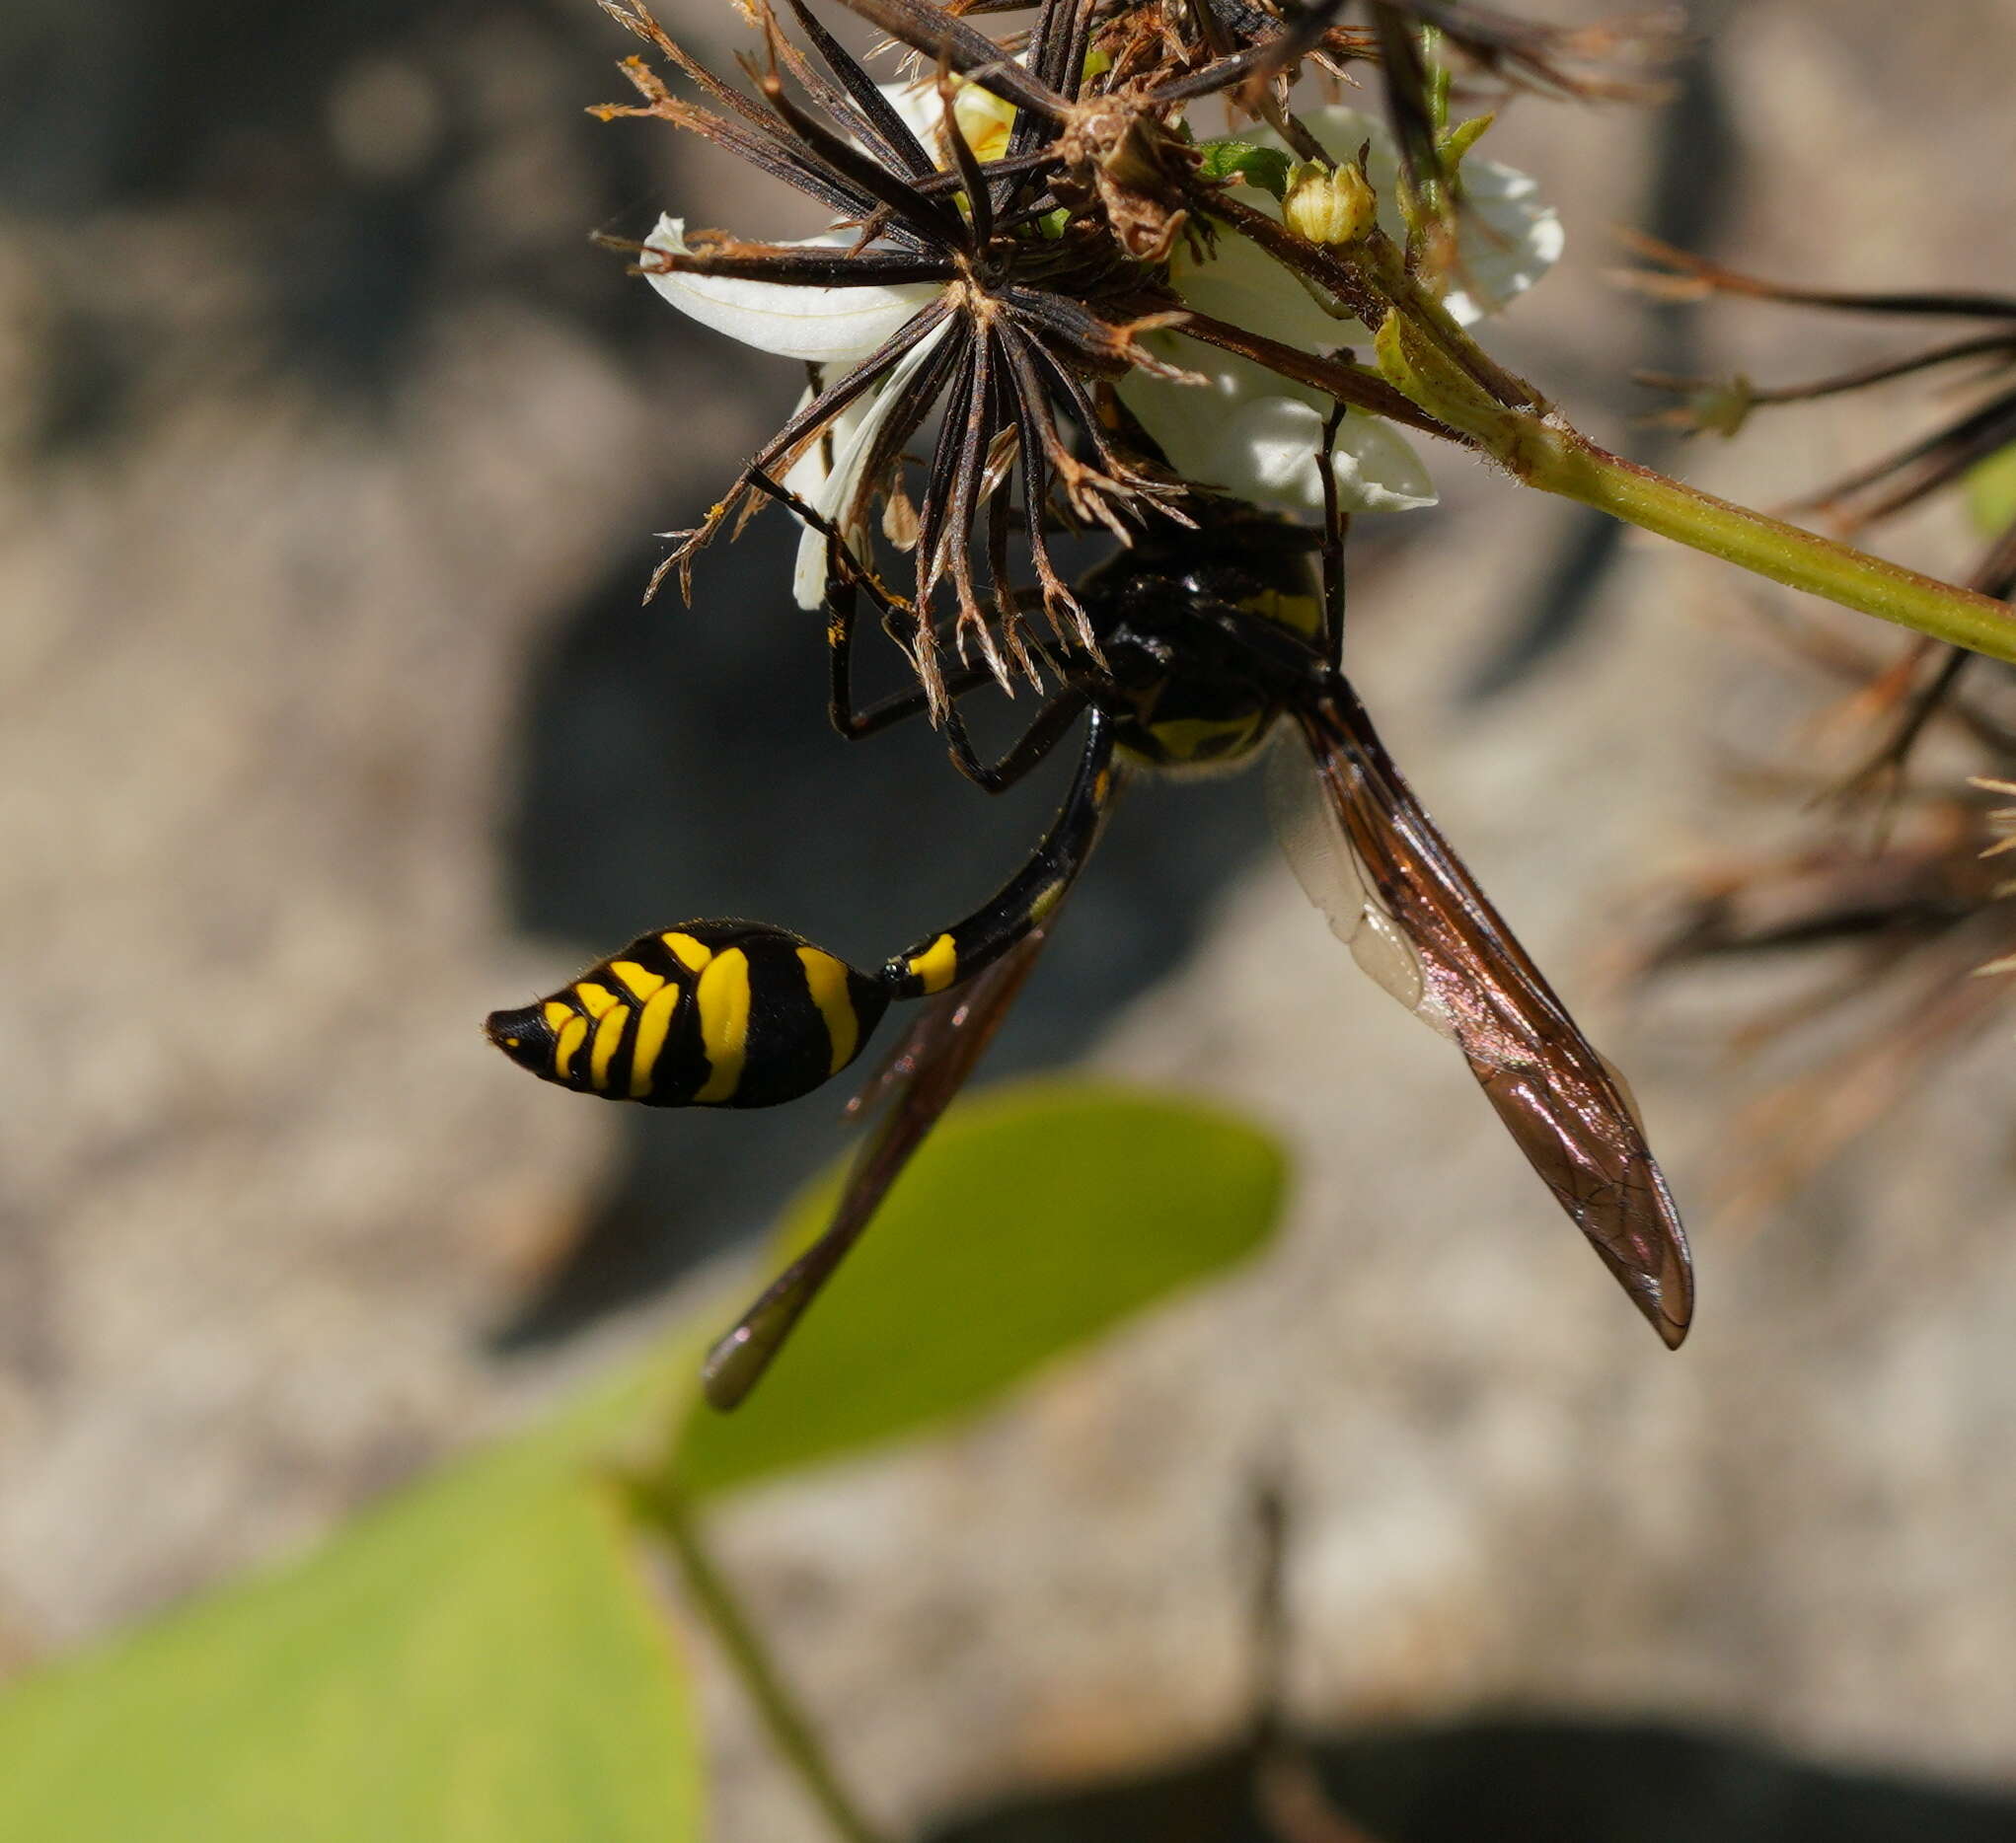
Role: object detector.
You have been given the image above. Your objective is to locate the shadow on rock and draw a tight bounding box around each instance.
[929,1719,2016,1843]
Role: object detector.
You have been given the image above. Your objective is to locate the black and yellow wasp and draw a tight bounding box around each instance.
[488,479,1693,1407]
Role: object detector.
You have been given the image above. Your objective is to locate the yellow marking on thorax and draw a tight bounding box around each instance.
[553,1014,589,1080]
[692,949,752,1103]
[907,932,959,995]
[629,981,684,1098]
[797,948,859,1075]
[573,980,619,1019]
[1245,588,1322,638]
[610,959,665,1000]
[661,932,713,974]
[542,999,575,1035]
[589,1001,632,1090]
[1145,713,1264,763]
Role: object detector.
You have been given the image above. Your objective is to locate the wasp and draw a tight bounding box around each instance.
[488,458,1693,1406]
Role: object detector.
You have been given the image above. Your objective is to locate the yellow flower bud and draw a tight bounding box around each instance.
[1282,160,1377,248]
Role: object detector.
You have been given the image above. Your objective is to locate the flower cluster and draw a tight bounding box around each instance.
[593,0,1570,703]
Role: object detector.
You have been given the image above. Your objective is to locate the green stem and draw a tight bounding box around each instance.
[638,1481,889,1843]
[1372,308,2016,665]
[1533,432,2016,663]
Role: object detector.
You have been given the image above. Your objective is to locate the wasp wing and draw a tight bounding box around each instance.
[701,922,1055,1409]
[1265,684,1693,1347]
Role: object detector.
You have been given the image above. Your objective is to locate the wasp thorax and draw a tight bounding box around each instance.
[486,921,889,1109]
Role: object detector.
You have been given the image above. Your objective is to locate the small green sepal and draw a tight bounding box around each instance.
[1197,139,1293,200]
[1438,112,1496,170]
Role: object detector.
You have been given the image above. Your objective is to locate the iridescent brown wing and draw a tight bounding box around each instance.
[1267,681,1693,1347]
[701,922,1056,1409]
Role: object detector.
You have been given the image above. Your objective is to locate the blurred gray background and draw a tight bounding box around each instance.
[3,0,2015,1834]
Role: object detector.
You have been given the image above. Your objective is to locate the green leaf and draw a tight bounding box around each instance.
[1966,440,2016,539]
[1437,111,1495,170]
[1196,139,1293,200]
[673,1080,1289,1499]
[0,1355,704,1843]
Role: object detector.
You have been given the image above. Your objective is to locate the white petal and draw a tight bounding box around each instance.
[641,215,939,363]
[877,78,943,151]
[781,318,956,608]
[1220,105,1561,326]
[1436,156,1563,325]
[1119,339,1436,517]
[877,75,1017,166]
[1132,105,1553,516]
[1168,223,1356,356]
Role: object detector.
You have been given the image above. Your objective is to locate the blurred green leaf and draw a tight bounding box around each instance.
[0,1355,703,1843]
[673,1080,1289,1499]
[1966,440,2016,538]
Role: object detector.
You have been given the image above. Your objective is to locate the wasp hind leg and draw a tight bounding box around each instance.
[823,560,1090,794]
[766,472,1083,796]
[702,709,1121,1411]
[883,702,1119,1000]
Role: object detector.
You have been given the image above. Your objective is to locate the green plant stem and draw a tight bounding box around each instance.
[1531,431,2016,663]
[1206,196,2016,657]
[1371,308,2016,664]
[638,1481,889,1843]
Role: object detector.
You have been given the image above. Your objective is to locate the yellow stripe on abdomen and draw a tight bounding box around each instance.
[589,1000,632,1090]
[692,949,752,1103]
[553,1013,589,1080]
[797,947,859,1075]
[573,980,619,1019]
[660,932,713,975]
[609,959,665,1001]
[629,981,684,1098]
[906,932,958,995]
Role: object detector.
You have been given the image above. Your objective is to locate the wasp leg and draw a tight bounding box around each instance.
[702,922,1057,1411]
[1316,405,1351,675]
[824,567,999,736]
[883,702,1118,998]
[824,565,1089,792]
[746,466,1081,795]
[701,708,1118,1409]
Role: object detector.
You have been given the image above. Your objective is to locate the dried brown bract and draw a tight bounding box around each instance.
[594,0,1207,703]
[1624,229,2016,789]
[1636,775,2016,1223]
[586,0,1509,706]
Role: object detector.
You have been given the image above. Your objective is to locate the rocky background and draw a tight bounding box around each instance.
[3,0,2014,1833]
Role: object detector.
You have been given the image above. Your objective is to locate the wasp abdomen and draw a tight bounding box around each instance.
[485,921,889,1109]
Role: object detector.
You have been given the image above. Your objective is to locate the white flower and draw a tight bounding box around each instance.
[1118,104,1563,517]
[637,93,1562,600]
[637,78,1018,609]
[775,317,955,608]
[642,215,945,606]
[642,216,937,362]
[877,72,1017,166]
[1120,224,1439,513]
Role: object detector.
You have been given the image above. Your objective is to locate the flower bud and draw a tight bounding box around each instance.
[1282,160,1377,249]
